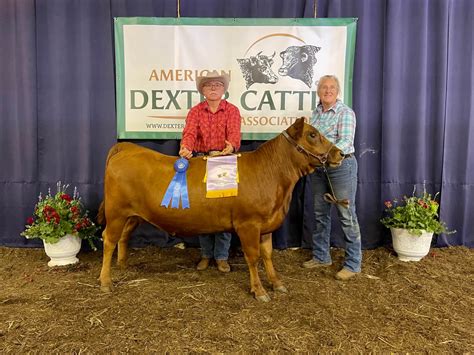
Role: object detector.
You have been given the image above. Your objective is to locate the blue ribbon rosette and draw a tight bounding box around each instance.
[160,158,190,209]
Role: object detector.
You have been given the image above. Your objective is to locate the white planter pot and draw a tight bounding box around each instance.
[43,234,82,267]
[390,227,433,262]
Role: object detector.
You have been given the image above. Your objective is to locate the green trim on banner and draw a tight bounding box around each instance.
[114,18,126,139]
[117,131,278,140]
[118,132,183,140]
[116,17,358,27]
[241,133,278,140]
[343,19,358,108]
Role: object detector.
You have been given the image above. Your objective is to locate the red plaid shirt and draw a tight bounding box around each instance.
[181,100,241,153]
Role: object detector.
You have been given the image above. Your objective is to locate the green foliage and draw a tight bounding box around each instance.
[380,187,455,236]
[21,182,100,250]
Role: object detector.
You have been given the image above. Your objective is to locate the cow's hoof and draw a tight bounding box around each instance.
[255,293,271,302]
[117,263,128,270]
[274,285,288,293]
[100,284,113,293]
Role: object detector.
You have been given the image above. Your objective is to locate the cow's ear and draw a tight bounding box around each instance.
[301,52,308,63]
[287,117,305,139]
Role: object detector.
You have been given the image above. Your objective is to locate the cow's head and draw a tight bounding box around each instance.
[278,45,321,76]
[237,52,279,88]
[285,118,343,171]
[250,51,278,84]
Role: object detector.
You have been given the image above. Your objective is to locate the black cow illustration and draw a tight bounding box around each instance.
[237,52,279,89]
[278,45,321,88]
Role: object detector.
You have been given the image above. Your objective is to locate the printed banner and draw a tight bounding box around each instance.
[114,17,357,140]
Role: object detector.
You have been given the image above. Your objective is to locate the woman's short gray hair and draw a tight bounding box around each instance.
[317,75,341,94]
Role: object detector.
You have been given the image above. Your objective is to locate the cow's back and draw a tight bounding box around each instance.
[105,142,175,185]
[103,143,237,235]
[102,139,299,236]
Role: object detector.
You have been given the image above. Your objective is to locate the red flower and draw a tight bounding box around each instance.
[61,193,72,202]
[418,200,428,208]
[71,205,80,216]
[26,217,34,225]
[43,205,56,217]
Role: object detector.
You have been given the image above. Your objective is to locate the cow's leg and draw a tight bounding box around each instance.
[260,233,287,293]
[237,226,270,302]
[99,227,117,292]
[117,217,140,269]
[99,219,125,293]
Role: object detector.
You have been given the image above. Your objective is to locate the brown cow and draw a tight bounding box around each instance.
[97,118,343,301]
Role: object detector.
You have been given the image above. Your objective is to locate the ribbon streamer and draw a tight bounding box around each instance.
[161,158,190,209]
[205,155,238,198]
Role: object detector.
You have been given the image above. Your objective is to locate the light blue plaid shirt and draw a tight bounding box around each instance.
[310,100,356,155]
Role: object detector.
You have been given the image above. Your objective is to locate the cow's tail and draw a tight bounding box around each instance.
[96,143,123,226]
[97,200,106,226]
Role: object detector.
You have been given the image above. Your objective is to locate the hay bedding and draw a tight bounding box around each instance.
[0,245,473,353]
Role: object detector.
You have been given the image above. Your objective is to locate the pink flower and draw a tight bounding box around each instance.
[384,200,392,209]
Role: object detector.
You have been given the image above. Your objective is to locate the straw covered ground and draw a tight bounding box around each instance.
[0,245,473,353]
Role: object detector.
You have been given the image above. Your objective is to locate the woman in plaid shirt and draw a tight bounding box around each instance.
[179,71,241,273]
[302,75,362,281]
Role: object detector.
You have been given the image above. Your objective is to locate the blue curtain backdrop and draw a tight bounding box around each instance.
[1,0,473,249]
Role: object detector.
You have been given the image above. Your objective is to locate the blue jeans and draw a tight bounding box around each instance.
[199,233,232,260]
[311,156,362,272]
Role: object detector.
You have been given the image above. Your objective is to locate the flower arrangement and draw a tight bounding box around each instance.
[380,186,455,236]
[21,182,100,250]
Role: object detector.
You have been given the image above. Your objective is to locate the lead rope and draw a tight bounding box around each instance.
[322,166,350,209]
